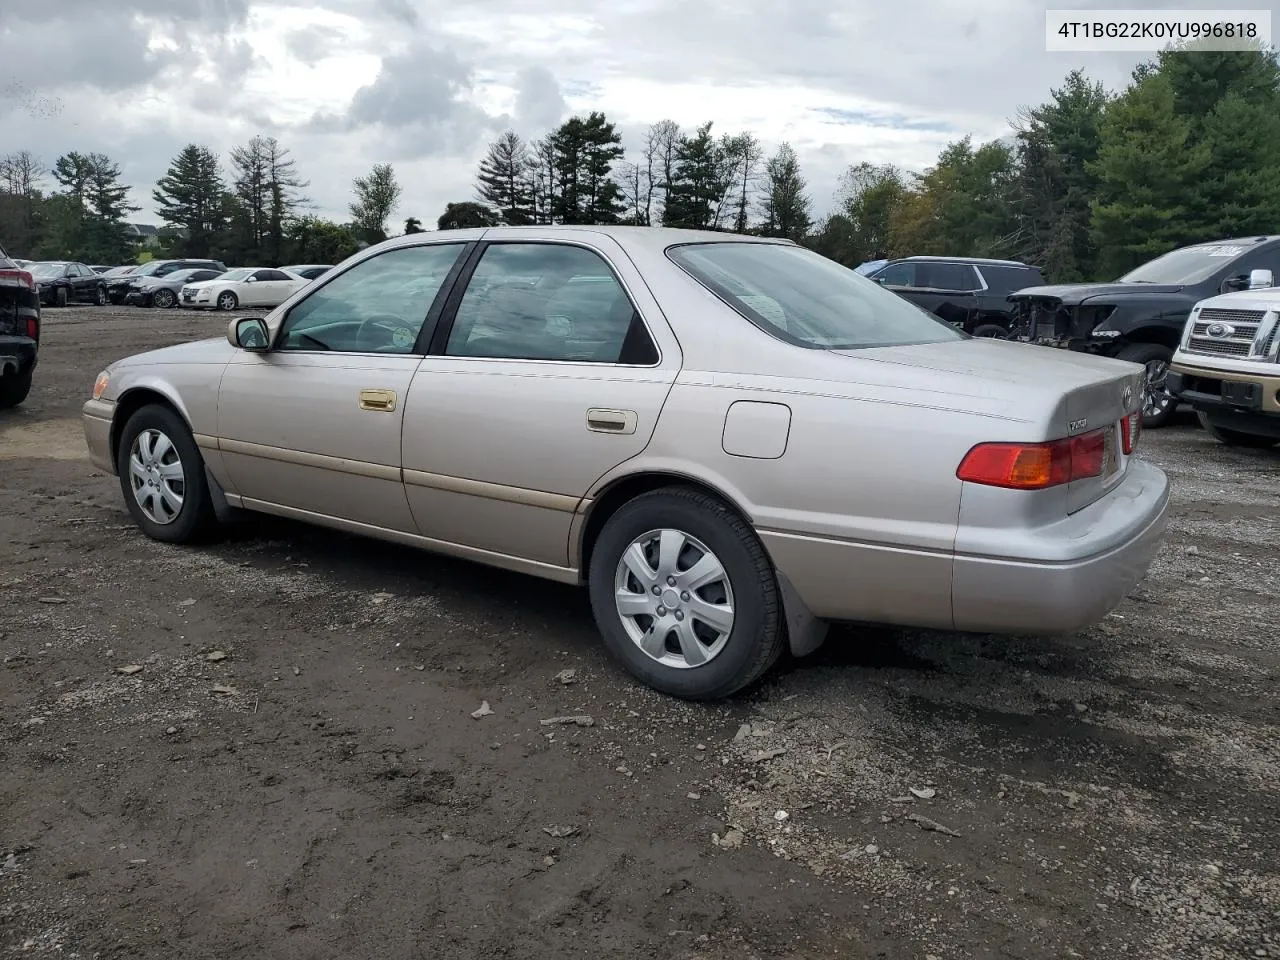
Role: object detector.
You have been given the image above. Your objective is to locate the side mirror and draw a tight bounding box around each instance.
[228,316,269,351]
[1249,268,1273,289]
[244,275,257,283]
[1222,275,1249,293]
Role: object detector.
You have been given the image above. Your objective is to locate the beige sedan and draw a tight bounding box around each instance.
[83,227,1170,699]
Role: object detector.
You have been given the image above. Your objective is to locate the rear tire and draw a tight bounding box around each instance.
[1117,342,1177,429]
[0,369,33,409]
[116,404,218,544]
[587,487,785,700]
[1196,412,1279,449]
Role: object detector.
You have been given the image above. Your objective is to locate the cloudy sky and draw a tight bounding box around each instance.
[0,0,1213,230]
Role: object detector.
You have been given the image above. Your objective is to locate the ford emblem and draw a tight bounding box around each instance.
[1205,322,1233,338]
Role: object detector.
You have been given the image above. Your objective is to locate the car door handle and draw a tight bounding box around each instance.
[586,408,637,434]
[359,389,397,412]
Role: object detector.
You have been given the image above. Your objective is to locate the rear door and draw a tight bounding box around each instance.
[401,236,680,569]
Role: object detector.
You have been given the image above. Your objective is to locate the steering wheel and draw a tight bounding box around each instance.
[354,313,417,352]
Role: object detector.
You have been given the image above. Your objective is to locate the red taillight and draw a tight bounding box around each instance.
[26,317,38,340]
[1120,411,1140,454]
[0,269,35,291]
[957,428,1108,490]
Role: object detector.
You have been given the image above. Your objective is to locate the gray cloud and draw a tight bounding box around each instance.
[284,25,346,66]
[513,66,567,136]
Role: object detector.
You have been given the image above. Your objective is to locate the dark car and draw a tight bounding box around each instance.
[105,258,227,304]
[28,260,109,307]
[281,263,334,280]
[1007,236,1280,427]
[124,267,226,308]
[0,240,40,409]
[867,256,1045,337]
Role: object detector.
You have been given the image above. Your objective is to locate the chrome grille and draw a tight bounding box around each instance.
[1185,308,1267,358]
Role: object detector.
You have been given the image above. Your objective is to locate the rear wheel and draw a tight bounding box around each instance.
[1117,343,1177,428]
[0,369,33,409]
[1196,412,1279,449]
[116,404,217,543]
[587,487,784,700]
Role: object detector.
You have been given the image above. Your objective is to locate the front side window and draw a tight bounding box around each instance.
[874,262,916,286]
[445,243,658,364]
[277,243,465,353]
[668,242,965,350]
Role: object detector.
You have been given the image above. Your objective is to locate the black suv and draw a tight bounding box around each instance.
[106,258,227,304]
[1007,236,1280,427]
[867,257,1046,337]
[0,241,40,409]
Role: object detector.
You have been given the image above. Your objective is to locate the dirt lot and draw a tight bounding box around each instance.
[2,305,1278,960]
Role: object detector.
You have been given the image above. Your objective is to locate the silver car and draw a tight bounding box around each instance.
[82,227,1170,699]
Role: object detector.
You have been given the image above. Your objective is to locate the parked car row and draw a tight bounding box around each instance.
[11,259,335,310]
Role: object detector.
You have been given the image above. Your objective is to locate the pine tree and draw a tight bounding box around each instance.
[152,144,227,258]
[349,162,402,243]
[1090,72,1210,277]
[758,143,811,241]
[548,112,624,224]
[230,136,307,264]
[663,123,728,229]
[476,131,533,224]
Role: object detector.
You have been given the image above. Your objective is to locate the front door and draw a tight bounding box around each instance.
[217,241,470,532]
[402,238,681,570]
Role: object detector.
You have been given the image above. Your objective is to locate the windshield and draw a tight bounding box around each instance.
[666,242,965,350]
[217,269,252,281]
[1118,243,1249,284]
[105,265,137,277]
[165,269,204,282]
[132,262,168,277]
[29,262,67,277]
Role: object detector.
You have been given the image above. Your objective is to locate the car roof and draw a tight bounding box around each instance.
[367,225,796,256]
[1183,236,1280,248]
[889,256,1035,268]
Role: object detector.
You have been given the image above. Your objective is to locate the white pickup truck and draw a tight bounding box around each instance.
[1167,268,1280,448]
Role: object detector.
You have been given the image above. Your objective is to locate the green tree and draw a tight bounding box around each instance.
[838,162,910,260]
[476,131,533,224]
[230,135,307,264]
[547,112,625,225]
[1014,69,1110,281]
[757,143,811,242]
[403,216,424,234]
[721,132,764,233]
[1090,71,1210,277]
[152,144,227,258]
[663,122,728,229]
[285,215,359,263]
[437,201,500,229]
[82,153,138,263]
[0,150,47,255]
[349,162,402,243]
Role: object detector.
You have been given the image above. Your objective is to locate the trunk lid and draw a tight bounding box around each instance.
[843,339,1145,514]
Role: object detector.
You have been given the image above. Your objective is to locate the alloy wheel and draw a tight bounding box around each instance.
[1143,358,1172,418]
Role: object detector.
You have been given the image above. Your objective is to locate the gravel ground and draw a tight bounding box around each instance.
[1,305,1277,960]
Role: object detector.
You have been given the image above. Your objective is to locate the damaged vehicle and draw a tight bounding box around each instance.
[1007,236,1280,428]
[0,241,40,409]
[83,226,1169,700]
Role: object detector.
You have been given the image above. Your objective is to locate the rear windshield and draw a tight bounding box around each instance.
[667,242,965,350]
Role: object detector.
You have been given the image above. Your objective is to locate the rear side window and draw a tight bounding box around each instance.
[917,262,979,291]
[445,243,659,364]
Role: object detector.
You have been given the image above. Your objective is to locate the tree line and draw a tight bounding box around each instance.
[0,138,412,266]
[2,43,1276,281]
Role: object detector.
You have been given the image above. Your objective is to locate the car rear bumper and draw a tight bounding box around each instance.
[82,398,116,474]
[950,459,1169,634]
[0,335,37,375]
[760,459,1169,636]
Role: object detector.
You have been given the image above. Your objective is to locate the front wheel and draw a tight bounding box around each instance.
[587,487,785,700]
[1196,412,1279,449]
[95,284,108,305]
[216,291,239,311]
[54,287,68,307]
[1116,343,1177,428]
[972,323,1009,339]
[116,404,217,543]
[152,288,177,309]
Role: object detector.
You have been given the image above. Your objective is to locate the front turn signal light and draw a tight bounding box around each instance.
[92,371,110,400]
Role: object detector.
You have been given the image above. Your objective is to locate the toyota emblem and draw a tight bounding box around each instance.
[1205,322,1233,338]
[1122,383,1134,408]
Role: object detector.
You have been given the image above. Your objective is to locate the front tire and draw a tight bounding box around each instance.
[95,284,108,305]
[1117,343,1177,428]
[152,288,177,309]
[216,291,239,311]
[54,287,68,307]
[1196,412,1279,449]
[0,369,33,409]
[587,487,784,700]
[116,404,217,544]
[972,322,1009,339]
